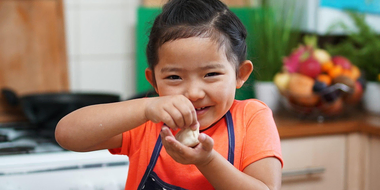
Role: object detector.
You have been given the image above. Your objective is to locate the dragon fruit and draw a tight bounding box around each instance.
[282,45,309,73]
[298,55,321,78]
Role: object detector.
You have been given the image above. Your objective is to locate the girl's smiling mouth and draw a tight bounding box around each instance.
[195,106,210,115]
[195,107,207,111]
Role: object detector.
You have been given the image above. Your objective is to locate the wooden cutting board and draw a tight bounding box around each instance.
[0,0,68,122]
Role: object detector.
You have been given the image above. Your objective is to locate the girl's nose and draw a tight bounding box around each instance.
[185,82,205,102]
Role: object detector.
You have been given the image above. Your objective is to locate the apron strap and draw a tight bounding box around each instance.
[225,111,235,165]
[137,136,163,190]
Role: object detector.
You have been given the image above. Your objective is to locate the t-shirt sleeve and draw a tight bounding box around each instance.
[108,131,132,155]
[108,121,158,156]
[108,122,147,156]
[241,101,283,169]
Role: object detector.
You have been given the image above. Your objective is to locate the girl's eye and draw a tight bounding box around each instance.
[205,72,220,77]
[166,75,181,80]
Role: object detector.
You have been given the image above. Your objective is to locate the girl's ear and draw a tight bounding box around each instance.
[145,68,159,93]
[236,60,253,89]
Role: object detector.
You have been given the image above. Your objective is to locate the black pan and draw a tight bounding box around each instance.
[2,88,120,132]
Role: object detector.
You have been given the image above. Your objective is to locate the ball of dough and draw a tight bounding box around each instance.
[175,126,199,147]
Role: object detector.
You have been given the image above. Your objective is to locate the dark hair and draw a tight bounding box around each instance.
[146,0,248,74]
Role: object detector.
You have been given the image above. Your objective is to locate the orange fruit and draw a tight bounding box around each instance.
[350,65,361,80]
[321,61,334,72]
[287,73,319,106]
[328,65,343,79]
[341,69,353,80]
[316,74,332,85]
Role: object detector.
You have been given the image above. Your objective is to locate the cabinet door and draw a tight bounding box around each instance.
[281,135,346,190]
[368,135,380,190]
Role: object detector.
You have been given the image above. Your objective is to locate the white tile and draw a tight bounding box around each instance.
[67,56,81,91]
[78,7,136,55]
[77,57,136,99]
[123,55,137,99]
[63,7,80,56]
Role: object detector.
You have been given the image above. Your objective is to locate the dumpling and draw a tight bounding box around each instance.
[175,126,199,147]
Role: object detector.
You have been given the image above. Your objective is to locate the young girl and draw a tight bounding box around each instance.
[55,0,283,189]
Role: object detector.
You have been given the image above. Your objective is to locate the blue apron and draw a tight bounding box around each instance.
[137,111,235,190]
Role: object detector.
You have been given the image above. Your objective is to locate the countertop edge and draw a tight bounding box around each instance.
[274,111,380,139]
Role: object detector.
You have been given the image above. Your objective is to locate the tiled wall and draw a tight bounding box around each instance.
[63,0,140,100]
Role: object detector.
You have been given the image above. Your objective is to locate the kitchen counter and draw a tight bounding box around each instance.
[275,110,380,139]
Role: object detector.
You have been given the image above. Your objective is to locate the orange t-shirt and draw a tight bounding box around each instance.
[109,99,283,190]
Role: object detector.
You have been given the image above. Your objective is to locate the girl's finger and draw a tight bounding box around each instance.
[159,111,178,131]
[164,106,185,129]
[161,126,178,146]
[161,127,187,154]
[161,126,173,137]
[174,101,197,128]
[198,133,214,152]
[190,121,200,131]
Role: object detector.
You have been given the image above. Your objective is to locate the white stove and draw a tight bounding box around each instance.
[0,123,129,190]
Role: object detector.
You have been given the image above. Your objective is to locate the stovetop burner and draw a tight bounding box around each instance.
[0,122,65,156]
[0,127,36,142]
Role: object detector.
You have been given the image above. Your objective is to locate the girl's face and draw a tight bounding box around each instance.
[147,37,252,130]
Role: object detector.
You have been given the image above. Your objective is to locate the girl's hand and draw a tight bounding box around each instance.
[160,126,215,165]
[145,95,198,130]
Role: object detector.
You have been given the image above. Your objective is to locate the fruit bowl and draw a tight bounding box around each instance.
[273,36,365,120]
[280,83,357,119]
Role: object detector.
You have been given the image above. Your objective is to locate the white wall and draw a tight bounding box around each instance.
[301,0,380,34]
[62,0,380,100]
[63,0,140,100]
